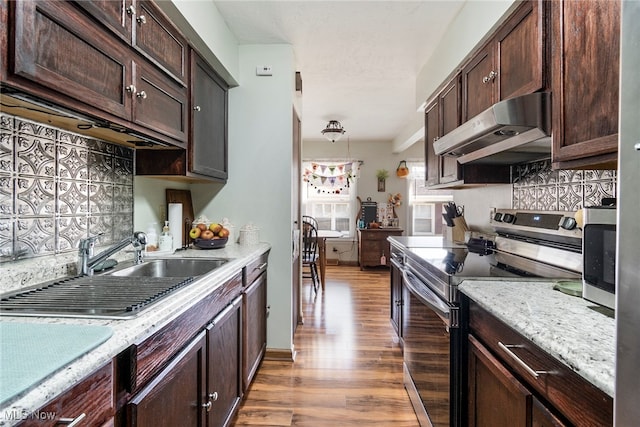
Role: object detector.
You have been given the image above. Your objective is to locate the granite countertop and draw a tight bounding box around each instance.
[0,242,270,426]
[459,280,615,397]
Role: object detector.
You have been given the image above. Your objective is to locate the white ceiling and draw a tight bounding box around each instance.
[213,1,465,144]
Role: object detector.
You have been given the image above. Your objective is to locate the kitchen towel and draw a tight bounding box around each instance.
[168,203,183,251]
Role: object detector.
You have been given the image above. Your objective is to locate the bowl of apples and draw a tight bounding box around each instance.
[190,222,230,249]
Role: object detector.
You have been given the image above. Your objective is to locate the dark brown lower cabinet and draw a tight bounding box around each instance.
[242,272,267,391]
[466,299,612,427]
[127,331,206,427]
[468,334,531,427]
[207,296,243,427]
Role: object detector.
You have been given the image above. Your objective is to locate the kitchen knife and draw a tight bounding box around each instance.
[442,213,454,227]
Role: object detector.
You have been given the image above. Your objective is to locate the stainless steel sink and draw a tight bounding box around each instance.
[107,258,228,278]
[0,258,229,319]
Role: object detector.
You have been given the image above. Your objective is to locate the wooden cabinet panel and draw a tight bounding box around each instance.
[242,272,267,391]
[12,0,131,119]
[496,0,544,100]
[424,99,440,186]
[244,252,269,288]
[21,363,113,427]
[207,296,243,427]
[358,229,403,269]
[389,258,403,339]
[127,332,206,427]
[134,1,187,84]
[132,60,187,143]
[551,0,620,169]
[532,397,568,427]
[190,51,229,180]
[462,0,544,122]
[468,300,613,426]
[468,335,530,427]
[462,46,495,121]
[439,76,462,184]
[74,0,132,43]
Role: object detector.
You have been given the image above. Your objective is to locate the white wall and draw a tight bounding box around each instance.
[453,185,512,233]
[191,45,296,352]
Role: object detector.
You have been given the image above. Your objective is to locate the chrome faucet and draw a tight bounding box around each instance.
[78,231,147,276]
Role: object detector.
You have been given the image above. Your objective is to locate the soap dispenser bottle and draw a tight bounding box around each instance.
[159,221,173,252]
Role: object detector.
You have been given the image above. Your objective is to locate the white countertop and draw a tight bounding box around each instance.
[459,280,615,397]
[0,242,270,426]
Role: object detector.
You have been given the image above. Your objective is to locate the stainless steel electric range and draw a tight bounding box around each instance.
[389,209,582,427]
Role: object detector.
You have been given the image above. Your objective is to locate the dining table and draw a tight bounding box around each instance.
[316,230,344,290]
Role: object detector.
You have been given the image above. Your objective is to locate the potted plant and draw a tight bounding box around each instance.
[376,169,389,192]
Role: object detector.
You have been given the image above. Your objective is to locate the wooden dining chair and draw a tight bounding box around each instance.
[302,220,320,292]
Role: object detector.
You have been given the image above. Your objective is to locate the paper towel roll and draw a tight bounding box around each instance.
[168,203,183,251]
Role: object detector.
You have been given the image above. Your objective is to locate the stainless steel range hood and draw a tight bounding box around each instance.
[433,92,551,165]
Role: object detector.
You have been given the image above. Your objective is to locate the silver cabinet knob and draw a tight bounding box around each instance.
[126,5,136,16]
[126,84,136,94]
[193,106,201,112]
[136,91,147,99]
[202,401,212,412]
[136,15,146,24]
[209,391,219,401]
[482,70,498,83]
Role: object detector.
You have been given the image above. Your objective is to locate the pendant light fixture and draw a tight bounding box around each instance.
[321,120,346,143]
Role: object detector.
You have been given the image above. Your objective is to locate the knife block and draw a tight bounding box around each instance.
[446,216,469,244]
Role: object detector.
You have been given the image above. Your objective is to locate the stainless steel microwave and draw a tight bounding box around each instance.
[582,207,617,310]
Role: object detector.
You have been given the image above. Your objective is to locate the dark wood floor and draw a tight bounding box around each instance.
[233,265,419,426]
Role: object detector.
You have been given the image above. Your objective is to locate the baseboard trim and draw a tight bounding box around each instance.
[264,347,296,362]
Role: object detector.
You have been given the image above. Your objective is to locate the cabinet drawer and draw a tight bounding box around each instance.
[129,272,242,391]
[22,362,113,427]
[469,301,612,426]
[243,252,268,287]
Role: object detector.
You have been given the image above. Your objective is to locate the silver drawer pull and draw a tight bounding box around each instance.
[255,262,267,271]
[58,413,86,426]
[498,342,548,379]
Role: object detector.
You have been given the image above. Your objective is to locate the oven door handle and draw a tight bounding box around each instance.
[402,268,453,326]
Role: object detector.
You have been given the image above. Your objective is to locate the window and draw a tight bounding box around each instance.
[302,161,359,237]
[407,163,453,236]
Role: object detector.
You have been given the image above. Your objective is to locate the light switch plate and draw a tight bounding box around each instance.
[256,65,273,76]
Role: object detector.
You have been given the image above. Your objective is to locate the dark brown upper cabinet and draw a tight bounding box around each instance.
[462,0,544,122]
[75,0,187,85]
[550,0,620,170]
[425,75,462,186]
[4,0,187,146]
[135,49,229,182]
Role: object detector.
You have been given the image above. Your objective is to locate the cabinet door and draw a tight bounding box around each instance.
[73,0,133,44]
[127,331,206,427]
[462,45,495,121]
[496,0,544,101]
[439,76,462,184]
[134,0,187,84]
[243,273,267,391]
[532,397,568,427]
[424,99,440,186]
[551,0,620,168]
[11,0,131,119]
[132,60,187,143]
[190,51,229,180]
[389,259,403,338]
[207,296,243,427]
[468,335,531,427]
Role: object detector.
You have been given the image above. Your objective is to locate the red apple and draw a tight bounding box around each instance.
[200,230,214,240]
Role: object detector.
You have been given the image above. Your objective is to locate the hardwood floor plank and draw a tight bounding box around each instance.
[232,266,419,426]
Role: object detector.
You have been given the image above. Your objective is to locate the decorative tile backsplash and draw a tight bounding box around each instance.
[0,113,134,263]
[512,160,617,211]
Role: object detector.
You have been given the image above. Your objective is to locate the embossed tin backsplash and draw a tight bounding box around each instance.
[0,113,134,262]
[513,160,617,211]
